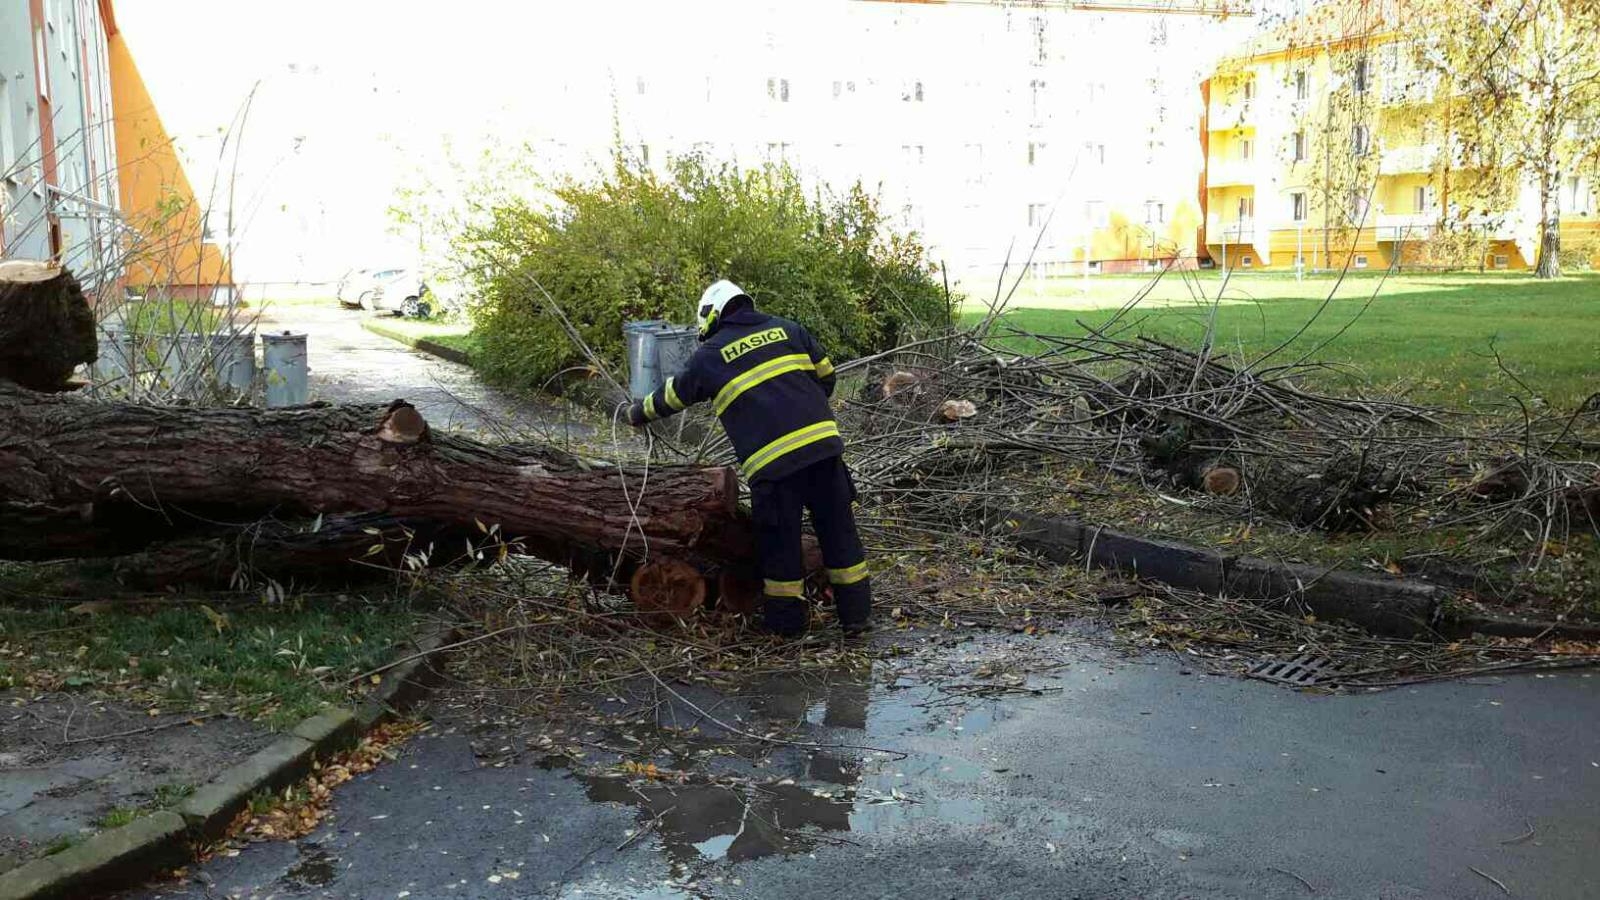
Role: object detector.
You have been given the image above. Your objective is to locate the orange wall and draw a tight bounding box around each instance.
[108,31,231,294]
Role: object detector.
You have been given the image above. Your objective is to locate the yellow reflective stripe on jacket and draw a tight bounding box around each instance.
[712,353,815,415]
[763,579,805,597]
[827,561,869,585]
[743,420,840,479]
[663,377,685,411]
[643,394,659,421]
[815,357,835,379]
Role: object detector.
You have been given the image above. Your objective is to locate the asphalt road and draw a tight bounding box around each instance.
[121,630,1600,900]
[255,301,592,440]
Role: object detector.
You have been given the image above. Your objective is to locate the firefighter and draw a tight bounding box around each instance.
[628,280,871,637]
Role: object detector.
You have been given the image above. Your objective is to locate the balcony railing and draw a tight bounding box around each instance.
[1206,159,1257,188]
[1209,98,1256,130]
[1375,213,1435,242]
[1378,144,1440,175]
[1206,214,1256,241]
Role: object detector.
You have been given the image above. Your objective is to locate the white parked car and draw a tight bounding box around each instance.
[337,267,432,317]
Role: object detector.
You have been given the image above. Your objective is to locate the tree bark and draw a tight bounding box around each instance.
[98,514,475,591]
[0,261,97,390]
[0,387,756,576]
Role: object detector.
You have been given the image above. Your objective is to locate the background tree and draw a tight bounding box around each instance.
[1413,0,1600,278]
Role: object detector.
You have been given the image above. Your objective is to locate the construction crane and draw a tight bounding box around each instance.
[851,0,1253,17]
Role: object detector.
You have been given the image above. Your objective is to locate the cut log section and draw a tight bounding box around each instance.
[630,558,708,617]
[0,260,97,391]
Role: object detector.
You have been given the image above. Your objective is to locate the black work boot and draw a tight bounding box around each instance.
[833,579,872,638]
[762,596,810,637]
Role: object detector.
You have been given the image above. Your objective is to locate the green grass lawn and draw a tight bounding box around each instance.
[0,599,420,729]
[361,316,479,360]
[964,271,1600,410]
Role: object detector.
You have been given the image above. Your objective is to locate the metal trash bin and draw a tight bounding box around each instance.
[211,331,257,396]
[653,325,699,384]
[623,319,667,400]
[158,333,210,394]
[262,331,309,407]
[92,328,137,385]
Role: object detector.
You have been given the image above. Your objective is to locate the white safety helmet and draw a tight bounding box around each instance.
[696,279,749,339]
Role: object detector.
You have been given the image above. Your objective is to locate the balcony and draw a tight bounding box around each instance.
[1375,213,1436,242]
[1206,159,1257,188]
[1206,214,1256,242]
[1210,102,1257,132]
[1378,144,1440,175]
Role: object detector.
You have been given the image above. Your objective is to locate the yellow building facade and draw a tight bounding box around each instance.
[1199,5,1599,273]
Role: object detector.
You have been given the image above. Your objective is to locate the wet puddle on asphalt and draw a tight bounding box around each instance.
[556,640,1056,870]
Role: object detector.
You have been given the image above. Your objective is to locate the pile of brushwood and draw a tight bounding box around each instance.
[721,296,1600,604]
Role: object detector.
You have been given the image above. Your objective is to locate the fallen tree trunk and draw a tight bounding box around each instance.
[0,260,96,391]
[98,514,478,590]
[0,387,757,587]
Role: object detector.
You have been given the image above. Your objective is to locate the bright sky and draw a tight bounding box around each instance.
[116,1,1300,284]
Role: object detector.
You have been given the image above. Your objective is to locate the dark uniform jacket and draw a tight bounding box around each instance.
[639,307,840,482]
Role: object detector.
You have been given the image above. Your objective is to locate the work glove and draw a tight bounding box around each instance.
[626,401,648,427]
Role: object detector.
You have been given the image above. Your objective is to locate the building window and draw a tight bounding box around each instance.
[1292,191,1307,221]
[640,144,650,165]
[1353,58,1370,94]
[635,76,647,95]
[1492,254,1509,269]
[1084,142,1105,165]
[767,77,789,102]
[1354,254,1369,269]
[901,144,925,166]
[1351,124,1370,156]
[1565,176,1585,212]
[1240,139,1253,161]
[766,142,791,161]
[1145,200,1165,224]
[1348,189,1370,222]
[1027,203,1047,228]
[1241,255,1254,268]
[1087,260,1103,275]
[0,77,15,181]
[1028,142,1044,165]
[1030,79,1048,119]
[1237,196,1254,219]
[1295,70,1309,100]
[903,80,924,102]
[1292,131,1306,162]
[1242,79,1255,101]
[1413,185,1434,212]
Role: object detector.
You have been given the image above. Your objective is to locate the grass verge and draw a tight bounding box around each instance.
[361,316,480,362]
[0,597,422,730]
[966,271,1600,410]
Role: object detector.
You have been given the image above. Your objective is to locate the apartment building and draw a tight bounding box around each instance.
[1199,0,1599,272]
[0,0,120,280]
[0,0,229,300]
[592,0,1254,286]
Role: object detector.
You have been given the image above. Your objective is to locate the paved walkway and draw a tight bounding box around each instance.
[122,630,1600,900]
[255,301,597,441]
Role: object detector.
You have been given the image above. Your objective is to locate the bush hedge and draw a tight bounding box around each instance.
[457,154,953,393]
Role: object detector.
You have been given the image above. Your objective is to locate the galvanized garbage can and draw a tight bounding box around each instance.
[653,325,698,383]
[623,319,667,400]
[211,331,257,396]
[92,328,136,385]
[158,333,210,394]
[262,331,309,407]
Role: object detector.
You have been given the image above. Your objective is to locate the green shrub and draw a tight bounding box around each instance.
[458,154,952,392]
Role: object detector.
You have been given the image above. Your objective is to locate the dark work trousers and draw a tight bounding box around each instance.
[750,455,872,635]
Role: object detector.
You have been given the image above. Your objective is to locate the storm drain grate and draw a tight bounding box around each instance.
[1247,653,1347,686]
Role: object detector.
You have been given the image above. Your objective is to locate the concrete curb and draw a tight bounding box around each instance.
[987,506,1591,640]
[0,628,457,900]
